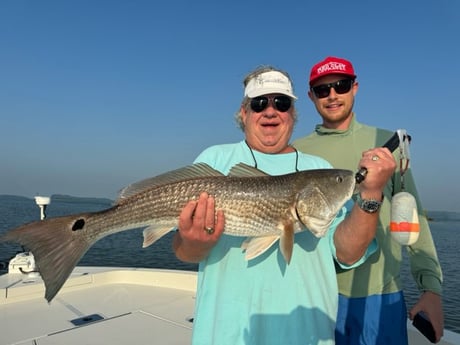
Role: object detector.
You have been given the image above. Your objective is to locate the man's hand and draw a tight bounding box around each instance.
[409,291,444,343]
[173,192,224,262]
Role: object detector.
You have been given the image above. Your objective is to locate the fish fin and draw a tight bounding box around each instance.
[228,163,269,177]
[0,214,94,302]
[241,237,252,250]
[243,236,279,260]
[118,163,224,200]
[142,226,172,248]
[279,222,295,264]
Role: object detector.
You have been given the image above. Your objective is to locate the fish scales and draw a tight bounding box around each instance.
[86,176,294,239]
[0,163,355,302]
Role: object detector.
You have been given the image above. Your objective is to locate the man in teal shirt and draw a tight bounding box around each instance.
[293,56,444,344]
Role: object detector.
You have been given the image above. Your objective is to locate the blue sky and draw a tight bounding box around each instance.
[1,0,459,212]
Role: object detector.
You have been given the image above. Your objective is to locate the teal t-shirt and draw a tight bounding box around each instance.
[190,141,373,345]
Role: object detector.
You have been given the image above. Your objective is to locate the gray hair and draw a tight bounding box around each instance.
[234,65,298,131]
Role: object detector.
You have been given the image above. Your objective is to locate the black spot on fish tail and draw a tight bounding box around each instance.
[72,219,85,231]
[0,214,94,302]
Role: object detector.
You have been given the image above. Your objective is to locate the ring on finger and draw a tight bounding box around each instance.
[204,226,215,235]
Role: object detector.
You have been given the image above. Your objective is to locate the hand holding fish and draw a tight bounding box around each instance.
[173,192,225,263]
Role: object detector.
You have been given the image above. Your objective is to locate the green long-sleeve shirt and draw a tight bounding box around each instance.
[292,115,443,297]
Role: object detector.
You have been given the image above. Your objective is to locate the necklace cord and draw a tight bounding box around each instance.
[244,140,299,172]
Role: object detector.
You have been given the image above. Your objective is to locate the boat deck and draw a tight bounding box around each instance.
[0,266,457,345]
[0,267,196,345]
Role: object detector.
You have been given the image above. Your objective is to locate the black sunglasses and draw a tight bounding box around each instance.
[250,95,292,113]
[311,79,354,99]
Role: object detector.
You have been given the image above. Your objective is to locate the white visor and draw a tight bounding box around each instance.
[244,71,297,99]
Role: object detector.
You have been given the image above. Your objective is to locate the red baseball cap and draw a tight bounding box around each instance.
[309,56,356,86]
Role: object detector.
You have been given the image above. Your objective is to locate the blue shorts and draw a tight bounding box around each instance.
[335,291,408,345]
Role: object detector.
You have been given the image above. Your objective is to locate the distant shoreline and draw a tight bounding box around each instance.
[0,194,113,205]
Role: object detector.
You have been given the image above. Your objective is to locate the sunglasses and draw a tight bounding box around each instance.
[250,95,292,113]
[311,79,354,99]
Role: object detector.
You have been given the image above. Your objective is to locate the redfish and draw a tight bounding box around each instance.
[1,163,355,302]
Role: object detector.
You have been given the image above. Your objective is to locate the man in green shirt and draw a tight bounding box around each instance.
[293,56,444,344]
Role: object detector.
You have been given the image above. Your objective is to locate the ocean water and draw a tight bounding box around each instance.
[400,210,460,333]
[0,195,458,333]
[0,195,197,272]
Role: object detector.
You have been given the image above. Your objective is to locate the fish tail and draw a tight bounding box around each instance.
[1,214,94,302]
